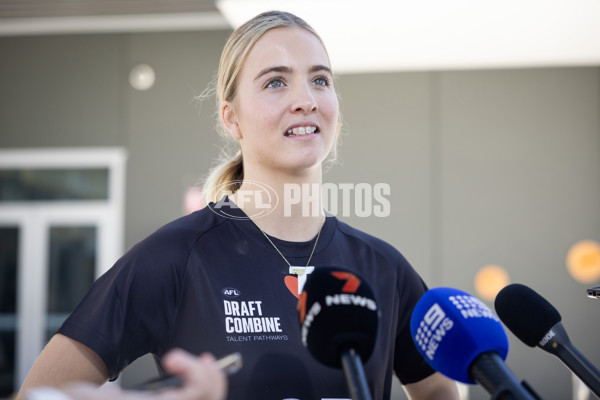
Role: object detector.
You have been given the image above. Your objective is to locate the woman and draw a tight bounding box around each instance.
[18,11,459,400]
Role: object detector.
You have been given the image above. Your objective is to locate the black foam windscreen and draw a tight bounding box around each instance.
[494,283,562,347]
[298,267,378,369]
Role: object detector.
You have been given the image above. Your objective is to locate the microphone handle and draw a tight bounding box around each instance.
[340,348,372,400]
[539,322,600,397]
[554,340,600,397]
[469,352,537,400]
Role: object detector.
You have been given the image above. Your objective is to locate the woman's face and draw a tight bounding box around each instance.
[222,27,339,176]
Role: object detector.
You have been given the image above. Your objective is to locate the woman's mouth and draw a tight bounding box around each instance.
[284,126,319,137]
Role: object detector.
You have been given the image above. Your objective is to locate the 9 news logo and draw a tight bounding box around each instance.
[414,303,454,360]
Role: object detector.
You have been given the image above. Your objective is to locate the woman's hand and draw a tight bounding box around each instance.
[25,349,227,400]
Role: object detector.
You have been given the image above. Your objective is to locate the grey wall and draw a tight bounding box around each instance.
[1,31,599,400]
[334,69,600,400]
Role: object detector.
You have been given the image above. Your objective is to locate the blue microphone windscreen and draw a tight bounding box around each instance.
[410,287,509,384]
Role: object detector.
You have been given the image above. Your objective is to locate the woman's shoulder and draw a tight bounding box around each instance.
[149,206,227,243]
[332,217,407,263]
[117,206,228,271]
[330,218,426,292]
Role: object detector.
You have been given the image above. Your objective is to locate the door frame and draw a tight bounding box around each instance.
[0,147,126,387]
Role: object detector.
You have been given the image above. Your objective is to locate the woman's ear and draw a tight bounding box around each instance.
[221,102,242,140]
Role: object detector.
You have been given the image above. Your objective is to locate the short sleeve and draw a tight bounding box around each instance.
[57,229,187,380]
[392,260,436,384]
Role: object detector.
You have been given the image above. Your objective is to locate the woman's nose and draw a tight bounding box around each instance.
[290,84,318,114]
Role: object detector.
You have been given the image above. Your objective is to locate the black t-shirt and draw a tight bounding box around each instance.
[58,201,435,399]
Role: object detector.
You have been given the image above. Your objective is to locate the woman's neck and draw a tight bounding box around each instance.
[232,166,325,242]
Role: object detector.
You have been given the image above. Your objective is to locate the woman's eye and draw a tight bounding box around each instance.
[266,78,284,88]
[313,76,330,86]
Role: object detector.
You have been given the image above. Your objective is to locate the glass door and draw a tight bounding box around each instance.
[0,148,126,395]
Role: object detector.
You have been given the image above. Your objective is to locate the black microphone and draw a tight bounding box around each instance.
[297,267,378,400]
[495,283,600,397]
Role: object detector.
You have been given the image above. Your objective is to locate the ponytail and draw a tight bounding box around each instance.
[202,151,244,203]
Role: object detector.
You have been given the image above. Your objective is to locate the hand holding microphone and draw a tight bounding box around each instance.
[410,287,540,400]
[297,267,378,400]
[495,283,600,397]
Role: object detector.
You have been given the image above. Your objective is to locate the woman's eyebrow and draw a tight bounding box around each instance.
[310,65,332,75]
[254,66,292,81]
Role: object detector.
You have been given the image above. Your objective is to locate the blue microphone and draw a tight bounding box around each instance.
[410,287,540,400]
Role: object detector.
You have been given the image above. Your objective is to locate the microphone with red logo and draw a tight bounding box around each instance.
[495,283,600,397]
[297,267,378,400]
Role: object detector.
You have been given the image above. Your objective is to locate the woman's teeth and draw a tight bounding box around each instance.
[285,126,317,136]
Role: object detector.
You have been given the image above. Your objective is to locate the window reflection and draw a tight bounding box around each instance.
[47,226,96,339]
[0,168,109,201]
[0,227,18,397]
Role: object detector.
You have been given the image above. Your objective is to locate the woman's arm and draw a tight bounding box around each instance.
[403,372,460,400]
[16,333,109,399]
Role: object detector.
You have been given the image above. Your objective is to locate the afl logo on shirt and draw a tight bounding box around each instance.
[222,287,241,298]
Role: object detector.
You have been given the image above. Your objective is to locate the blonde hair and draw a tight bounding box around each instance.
[202,10,341,203]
